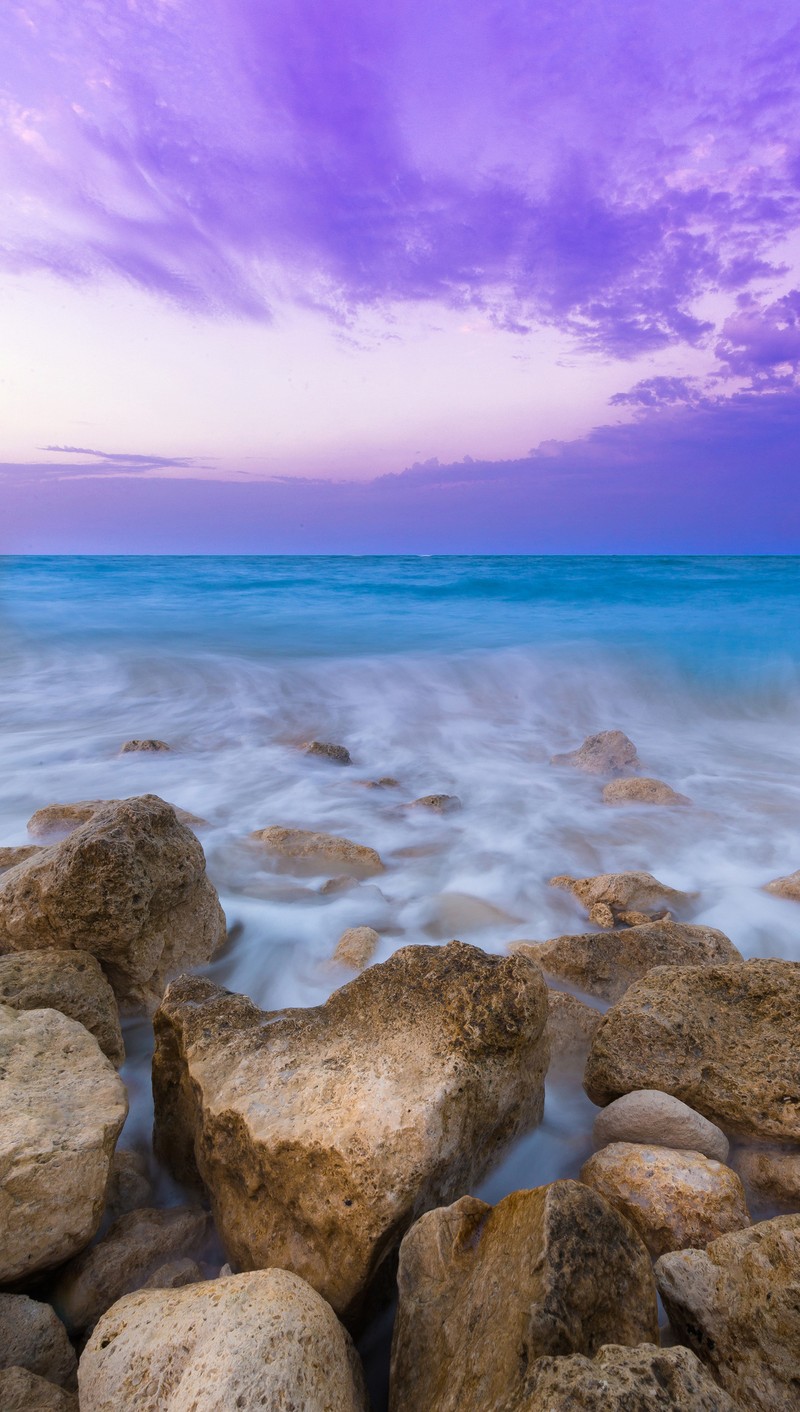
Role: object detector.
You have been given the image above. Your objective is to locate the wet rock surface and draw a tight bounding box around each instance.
[584,959,800,1143]
[152,941,549,1324]
[549,871,693,928]
[389,1179,658,1412]
[305,740,353,764]
[515,1343,739,1411]
[516,921,740,1003]
[0,950,124,1066]
[602,776,691,806]
[551,730,639,775]
[656,1214,800,1412]
[251,824,384,876]
[0,1294,77,1389]
[592,1090,730,1162]
[78,1269,368,1412]
[409,793,462,812]
[119,739,171,753]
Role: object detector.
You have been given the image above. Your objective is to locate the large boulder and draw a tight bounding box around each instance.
[656,1215,800,1412]
[515,1343,738,1410]
[584,959,800,1143]
[0,951,124,1066]
[0,1005,127,1283]
[580,1143,750,1257]
[27,798,205,839]
[602,777,691,806]
[514,921,740,1003]
[0,1294,77,1389]
[549,872,694,928]
[389,1180,658,1412]
[0,1367,78,1411]
[551,731,639,775]
[251,825,384,877]
[153,942,549,1323]
[0,796,225,1009]
[78,1270,367,1412]
[593,1090,729,1163]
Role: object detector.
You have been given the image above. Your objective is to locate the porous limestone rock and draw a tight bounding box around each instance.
[550,872,694,928]
[656,1214,800,1412]
[78,1269,368,1412]
[551,730,639,775]
[0,1294,77,1389]
[304,740,352,765]
[0,1005,127,1284]
[1,795,225,1009]
[0,845,42,871]
[333,926,380,970]
[593,1090,729,1162]
[389,1180,658,1412]
[409,794,462,813]
[602,777,691,806]
[27,798,206,840]
[0,1367,78,1411]
[0,951,124,1066]
[584,959,800,1143]
[251,825,384,877]
[119,739,170,753]
[516,1343,739,1411]
[545,989,602,1064]
[153,941,549,1323]
[732,1145,800,1214]
[53,1206,211,1336]
[104,1149,153,1224]
[514,921,740,1004]
[580,1143,749,1257]
[764,868,800,903]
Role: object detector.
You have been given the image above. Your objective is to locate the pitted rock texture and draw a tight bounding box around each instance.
[515,1343,739,1411]
[0,845,43,871]
[656,1215,800,1412]
[409,794,462,813]
[0,1294,77,1389]
[0,951,124,1066]
[333,926,380,970]
[549,871,694,928]
[593,1091,729,1163]
[551,730,639,775]
[584,959,800,1143]
[304,740,352,765]
[0,1004,127,1283]
[602,777,691,806]
[580,1143,750,1257]
[389,1180,658,1412]
[251,825,384,877]
[119,739,171,753]
[153,941,548,1323]
[78,1270,368,1412]
[0,795,225,1009]
[0,1367,78,1411]
[514,921,740,1004]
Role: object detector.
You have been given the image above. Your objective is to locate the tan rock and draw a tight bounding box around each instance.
[333,926,380,970]
[545,989,602,1065]
[593,1090,729,1162]
[764,868,800,902]
[251,825,384,877]
[389,1180,658,1412]
[0,844,43,871]
[409,794,462,813]
[119,739,171,753]
[550,871,694,927]
[53,1206,211,1336]
[79,1269,368,1412]
[27,799,207,840]
[153,942,548,1323]
[733,1145,800,1214]
[603,776,691,806]
[0,1294,77,1389]
[584,959,800,1143]
[515,921,739,1004]
[516,1343,739,1411]
[364,777,399,789]
[104,1150,153,1224]
[551,730,639,775]
[656,1214,800,1412]
[304,740,352,764]
[0,1005,127,1283]
[141,1257,204,1291]
[0,1367,78,1411]
[424,891,520,937]
[580,1143,749,1258]
[1,795,226,1009]
[0,951,124,1066]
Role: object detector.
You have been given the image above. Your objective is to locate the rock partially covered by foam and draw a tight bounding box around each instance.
[551,730,639,775]
[549,871,694,928]
[602,776,691,806]
[304,740,352,765]
[251,825,384,877]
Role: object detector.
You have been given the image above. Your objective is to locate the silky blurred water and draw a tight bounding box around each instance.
[2,555,799,1391]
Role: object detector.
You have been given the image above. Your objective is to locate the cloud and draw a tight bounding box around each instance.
[40,445,204,471]
[715,289,800,384]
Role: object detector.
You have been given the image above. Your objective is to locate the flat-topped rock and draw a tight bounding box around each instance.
[550,871,693,928]
[389,1180,658,1412]
[656,1215,800,1412]
[304,740,352,765]
[2,795,225,1009]
[0,951,124,1066]
[79,1270,368,1412]
[153,942,548,1324]
[551,731,639,775]
[585,959,800,1143]
[593,1090,729,1162]
[0,1367,78,1411]
[251,825,384,877]
[515,921,740,1003]
[0,1005,127,1284]
[27,798,207,840]
[764,869,800,903]
[602,776,691,806]
[119,739,171,753]
[0,1294,77,1389]
[516,1343,739,1411]
[333,926,380,970]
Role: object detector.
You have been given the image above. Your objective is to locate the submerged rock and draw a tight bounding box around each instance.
[656,1215,800,1412]
[79,1270,368,1412]
[550,871,694,928]
[593,1090,729,1163]
[333,926,380,970]
[0,1005,127,1284]
[424,891,520,937]
[304,740,352,765]
[551,730,639,775]
[0,1367,78,1411]
[584,959,800,1144]
[1,795,226,1010]
[0,950,124,1066]
[409,794,462,813]
[514,921,740,1003]
[764,868,800,903]
[152,942,548,1323]
[389,1180,658,1412]
[516,1343,739,1411]
[602,776,691,806]
[119,739,171,753]
[0,1294,77,1389]
[251,825,384,877]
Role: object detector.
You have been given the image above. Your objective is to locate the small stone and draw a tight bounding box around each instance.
[589,901,615,928]
[141,1257,203,1291]
[551,730,639,775]
[593,1090,729,1162]
[0,845,43,871]
[333,927,380,970]
[304,740,352,765]
[0,1294,77,1389]
[656,1214,800,1412]
[409,794,462,813]
[518,1343,739,1410]
[119,739,171,753]
[544,989,602,1065]
[550,871,694,926]
[764,869,800,903]
[0,951,125,1066]
[320,875,360,895]
[251,825,384,877]
[104,1150,153,1224]
[580,1142,750,1258]
[364,777,399,789]
[603,776,691,806]
[0,1367,78,1411]
[733,1145,800,1214]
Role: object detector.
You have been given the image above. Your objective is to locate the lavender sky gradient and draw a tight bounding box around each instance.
[2,0,800,551]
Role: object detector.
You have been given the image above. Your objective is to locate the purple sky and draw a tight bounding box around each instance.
[2,0,800,551]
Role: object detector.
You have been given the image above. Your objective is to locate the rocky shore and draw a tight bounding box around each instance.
[1,730,798,1410]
